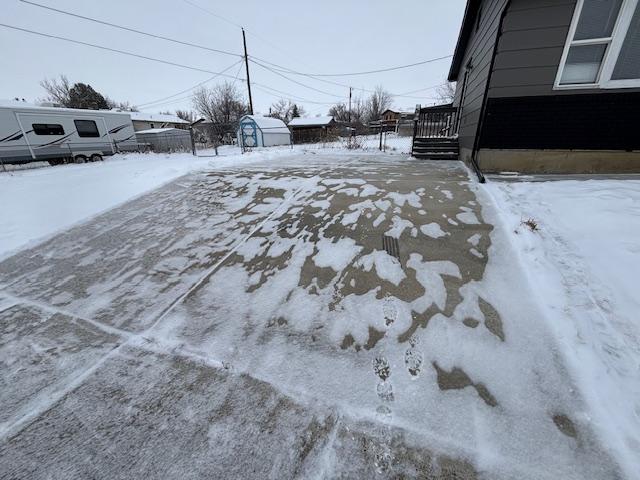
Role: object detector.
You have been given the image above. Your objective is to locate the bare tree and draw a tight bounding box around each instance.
[328,102,350,122]
[350,95,368,124]
[175,109,196,123]
[366,86,393,122]
[106,98,138,111]
[40,75,71,106]
[436,82,456,104]
[192,81,247,124]
[268,98,306,124]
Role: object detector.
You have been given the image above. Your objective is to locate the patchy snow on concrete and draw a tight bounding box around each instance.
[420,222,448,239]
[313,238,363,272]
[355,250,406,286]
[485,178,640,478]
[0,154,630,479]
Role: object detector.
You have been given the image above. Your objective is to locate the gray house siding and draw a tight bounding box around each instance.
[489,0,640,97]
[453,0,509,163]
[448,0,640,174]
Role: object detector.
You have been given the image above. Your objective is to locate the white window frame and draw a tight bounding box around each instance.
[554,0,640,89]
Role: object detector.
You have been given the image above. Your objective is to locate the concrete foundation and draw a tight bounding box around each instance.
[477,149,640,174]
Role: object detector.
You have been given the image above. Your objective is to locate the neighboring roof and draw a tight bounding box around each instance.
[448,0,481,82]
[240,115,290,134]
[135,127,187,134]
[288,116,335,127]
[420,103,455,112]
[129,111,189,124]
[381,109,400,116]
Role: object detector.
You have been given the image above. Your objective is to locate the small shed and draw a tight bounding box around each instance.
[135,128,192,153]
[237,115,291,148]
[288,116,337,144]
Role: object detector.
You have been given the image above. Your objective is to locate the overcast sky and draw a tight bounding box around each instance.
[1,0,466,116]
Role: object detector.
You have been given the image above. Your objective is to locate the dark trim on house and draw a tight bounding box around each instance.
[479,92,640,151]
[471,0,512,182]
[449,0,482,82]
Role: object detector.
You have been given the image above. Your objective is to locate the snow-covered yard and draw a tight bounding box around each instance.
[486,178,640,477]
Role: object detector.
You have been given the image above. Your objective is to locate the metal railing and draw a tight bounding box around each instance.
[414,105,458,138]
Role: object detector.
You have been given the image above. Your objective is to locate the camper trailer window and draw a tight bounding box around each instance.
[74,120,100,138]
[32,124,65,135]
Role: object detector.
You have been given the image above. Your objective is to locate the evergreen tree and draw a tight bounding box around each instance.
[67,83,109,110]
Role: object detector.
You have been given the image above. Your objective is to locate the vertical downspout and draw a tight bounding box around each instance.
[471,0,512,183]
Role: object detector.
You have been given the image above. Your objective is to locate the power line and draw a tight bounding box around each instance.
[251,84,336,106]
[176,0,450,97]
[137,60,243,108]
[397,84,445,95]
[0,23,246,78]
[181,0,243,29]
[179,0,320,71]
[250,59,346,99]
[138,93,197,111]
[253,55,453,78]
[18,0,447,101]
[250,56,443,100]
[19,0,242,58]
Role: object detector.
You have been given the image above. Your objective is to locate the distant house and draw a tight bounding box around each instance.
[288,116,337,143]
[373,110,414,134]
[237,115,291,148]
[380,110,400,122]
[445,0,640,173]
[129,112,189,132]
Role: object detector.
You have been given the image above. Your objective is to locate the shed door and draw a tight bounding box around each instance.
[240,121,258,147]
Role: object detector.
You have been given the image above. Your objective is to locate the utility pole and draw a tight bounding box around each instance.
[242,28,254,115]
[348,87,352,124]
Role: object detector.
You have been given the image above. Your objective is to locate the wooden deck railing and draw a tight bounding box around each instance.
[413,105,458,138]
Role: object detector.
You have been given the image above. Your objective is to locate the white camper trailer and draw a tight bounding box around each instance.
[0,101,137,165]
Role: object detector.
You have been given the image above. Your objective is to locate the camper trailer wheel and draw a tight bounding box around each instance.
[74,155,87,164]
[90,154,103,162]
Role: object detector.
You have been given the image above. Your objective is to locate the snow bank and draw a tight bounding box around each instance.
[485,178,640,478]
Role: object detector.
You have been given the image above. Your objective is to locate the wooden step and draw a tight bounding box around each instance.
[412,136,459,160]
[413,152,459,160]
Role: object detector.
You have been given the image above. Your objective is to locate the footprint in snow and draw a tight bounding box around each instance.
[404,336,423,378]
[376,381,395,402]
[373,357,394,402]
[382,297,398,327]
[373,356,391,381]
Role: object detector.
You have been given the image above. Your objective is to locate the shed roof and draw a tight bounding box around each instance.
[448,0,481,82]
[288,116,335,127]
[135,127,186,135]
[241,115,290,134]
[129,111,189,124]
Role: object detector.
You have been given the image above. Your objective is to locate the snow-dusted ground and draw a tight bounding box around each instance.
[0,147,301,259]
[0,155,626,479]
[0,143,412,260]
[486,178,640,478]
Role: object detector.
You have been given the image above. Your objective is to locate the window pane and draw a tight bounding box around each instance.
[32,124,65,135]
[575,0,623,40]
[560,44,608,84]
[74,120,100,138]
[612,4,640,79]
